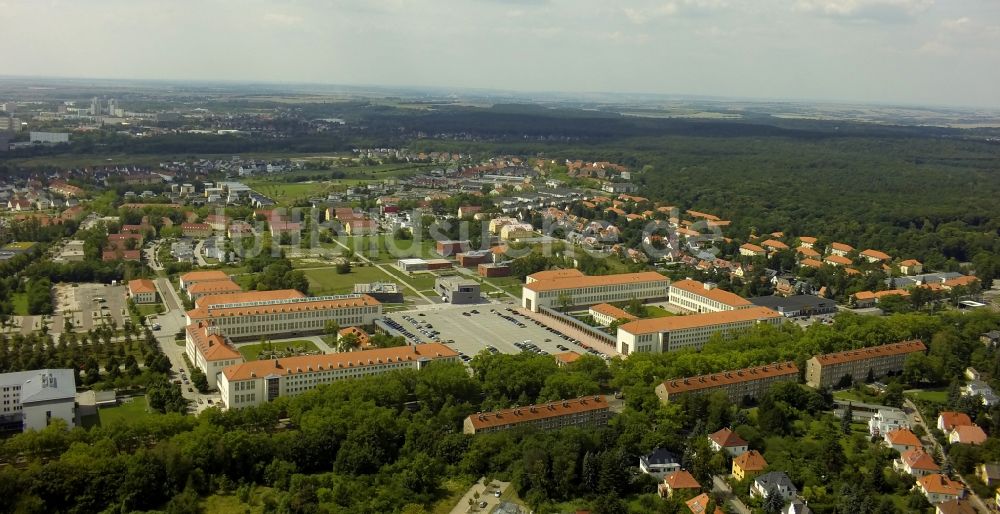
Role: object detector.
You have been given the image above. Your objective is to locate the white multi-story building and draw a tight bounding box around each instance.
[521,271,668,312]
[0,369,76,432]
[219,343,459,409]
[185,323,244,390]
[617,307,783,355]
[186,292,382,341]
[668,279,752,313]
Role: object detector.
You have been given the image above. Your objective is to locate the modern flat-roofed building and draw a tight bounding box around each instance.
[0,369,77,432]
[521,271,668,312]
[186,279,242,301]
[589,303,638,327]
[463,395,611,435]
[435,276,481,304]
[127,279,158,304]
[179,270,232,291]
[397,258,428,272]
[186,292,382,341]
[617,306,782,355]
[353,282,404,303]
[219,343,458,409]
[668,279,752,313]
[748,294,837,317]
[655,361,798,404]
[805,340,926,389]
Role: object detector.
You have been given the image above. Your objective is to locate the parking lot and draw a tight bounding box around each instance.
[384,305,606,362]
[53,283,127,331]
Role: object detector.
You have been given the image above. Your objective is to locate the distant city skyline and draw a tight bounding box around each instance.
[2,0,999,108]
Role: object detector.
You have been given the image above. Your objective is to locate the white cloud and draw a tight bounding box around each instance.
[623,2,679,24]
[942,16,970,30]
[796,0,933,21]
[262,12,304,27]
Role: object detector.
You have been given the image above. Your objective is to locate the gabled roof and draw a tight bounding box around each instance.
[811,340,926,366]
[465,395,608,431]
[709,427,747,448]
[686,493,720,514]
[620,306,780,336]
[950,425,988,445]
[224,343,456,382]
[829,242,854,252]
[741,243,765,253]
[917,473,964,495]
[128,279,157,294]
[524,271,666,292]
[939,411,973,431]
[936,499,977,514]
[900,448,939,471]
[734,450,768,471]
[669,279,752,308]
[589,303,638,321]
[824,254,853,266]
[664,470,701,490]
[860,249,891,261]
[885,428,922,447]
[761,239,789,250]
[754,471,796,494]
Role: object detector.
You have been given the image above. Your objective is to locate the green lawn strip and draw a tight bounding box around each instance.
[98,396,157,425]
[238,340,320,361]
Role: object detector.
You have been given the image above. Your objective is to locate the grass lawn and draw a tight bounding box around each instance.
[98,396,157,425]
[337,234,436,262]
[136,303,162,317]
[303,265,405,296]
[238,339,320,361]
[11,293,29,316]
[430,478,476,514]
[644,305,673,318]
[832,389,879,403]
[200,487,275,514]
[382,266,439,291]
[481,276,524,298]
[907,387,949,404]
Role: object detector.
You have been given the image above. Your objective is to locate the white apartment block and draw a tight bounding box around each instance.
[668,279,752,313]
[521,271,668,312]
[185,323,244,390]
[0,369,76,432]
[617,307,783,355]
[219,344,458,409]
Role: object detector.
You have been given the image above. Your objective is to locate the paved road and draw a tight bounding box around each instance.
[194,239,209,267]
[712,475,751,514]
[449,478,511,514]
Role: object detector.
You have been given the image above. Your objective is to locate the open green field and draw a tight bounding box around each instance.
[136,303,162,317]
[98,396,156,425]
[334,235,437,262]
[481,276,524,298]
[238,340,320,361]
[2,241,37,251]
[302,265,409,297]
[382,266,439,291]
[11,293,29,316]
[907,387,949,404]
[244,181,334,205]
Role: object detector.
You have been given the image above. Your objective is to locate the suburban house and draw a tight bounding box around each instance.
[915,474,965,504]
[962,380,999,406]
[884,428,923,453]
[894,448,940,477]
[732,449,768,481]
[937,412,973,432]
[639,448,681,480]
[828,242,854,257]
[948,425,987,445]
[685,493,724,514]
[899,259,923,275]
[739,243,765,257]
[658,470,701,499]
[181,222,213,238]
[798,236,817,248]
[935,499,977,514]
[824,254,852,267]
[868,408,909,437]
[976,463,1000,487]
[127,279,158,304]
[708,427,748,457]
[860,249,891,263]
[750,472,797,501]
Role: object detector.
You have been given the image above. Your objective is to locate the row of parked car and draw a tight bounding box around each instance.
[381,316,423,345]
[492,308,527,328]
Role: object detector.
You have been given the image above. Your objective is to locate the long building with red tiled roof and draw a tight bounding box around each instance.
[655,361,799,404]
[805,340,926,389]
[668,279,752,313]
[221,343,458,409]
[185,322,244,390]
[186,292,382,342]
[463,395,611,435]
[521,271,668,312]
[186,279,243,301]
[617,306,782,355]
[178,270,232,291]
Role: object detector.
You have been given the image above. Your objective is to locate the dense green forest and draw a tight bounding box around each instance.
[0,309,997,513]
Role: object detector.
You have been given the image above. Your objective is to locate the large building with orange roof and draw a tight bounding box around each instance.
[617,306,782,355]
[185,322,244,390]
[668,279,752,313]
[521,271,668,312]
[186,291,382,341]
[220,343,458,409]
[463,395,610,435]
[805,340,926,389]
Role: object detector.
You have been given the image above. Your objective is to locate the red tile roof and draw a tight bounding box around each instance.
[900,448,939,471]
[465,395,608,431]
[128,279,157,294]
[523,271,667,293]
[939,411,973,431]
[734,450,768,472]
[664,470,701,490]
[527,268,585,281]
[670,279,752,308]
[886,428,922,448]
[663,361,798,395]
[811,340,926,366]
[917,473,964,496]
[620,306,781,335]
[709,427,747,448]
[589,303,638,321]
[223,343,457,381]
[950,425,988,445]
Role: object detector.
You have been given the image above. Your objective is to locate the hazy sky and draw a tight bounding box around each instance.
[2,0,999,107]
